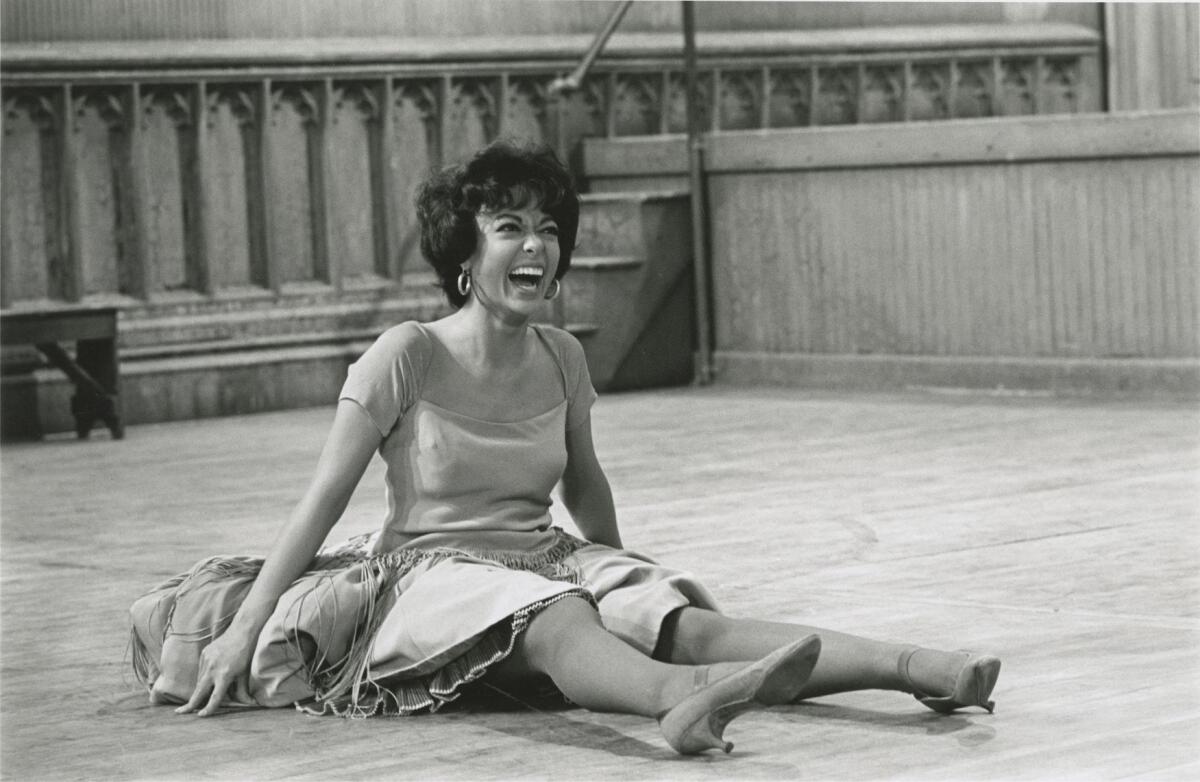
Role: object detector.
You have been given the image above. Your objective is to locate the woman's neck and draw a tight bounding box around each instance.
[443,303,531,371]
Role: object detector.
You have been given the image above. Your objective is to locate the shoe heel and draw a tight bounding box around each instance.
[659,635,821,755]
[902,649,1001,714]
[671,710,738,754]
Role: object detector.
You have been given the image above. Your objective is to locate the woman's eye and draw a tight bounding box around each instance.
[540,225,559,236]
[496,223,520,233]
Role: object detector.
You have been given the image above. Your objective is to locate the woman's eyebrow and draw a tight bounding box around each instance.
[491,211,556,225]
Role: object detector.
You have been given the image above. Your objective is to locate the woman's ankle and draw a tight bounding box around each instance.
[659,663,743,713]
[899,648,966,697]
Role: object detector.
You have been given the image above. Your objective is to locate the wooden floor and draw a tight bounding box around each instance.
[2,386,1198,780]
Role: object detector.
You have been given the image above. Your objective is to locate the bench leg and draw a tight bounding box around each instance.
[76,337,123,439]
[35,340,124,440]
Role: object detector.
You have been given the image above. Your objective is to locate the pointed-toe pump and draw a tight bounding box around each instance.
[899,648,1001,714]
[658,634,822,755]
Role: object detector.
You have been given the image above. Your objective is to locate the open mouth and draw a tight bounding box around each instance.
[507,265,545,292]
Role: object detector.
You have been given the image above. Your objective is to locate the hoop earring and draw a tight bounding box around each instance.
[544,278,560,300]
[457,268,471,297]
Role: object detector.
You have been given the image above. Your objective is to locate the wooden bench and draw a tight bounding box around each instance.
[0,306,124,439]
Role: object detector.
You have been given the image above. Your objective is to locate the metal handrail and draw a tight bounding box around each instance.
[682,0,713,386]
[547,0,634,95]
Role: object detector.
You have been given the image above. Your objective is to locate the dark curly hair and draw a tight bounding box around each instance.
[416,140,580,308]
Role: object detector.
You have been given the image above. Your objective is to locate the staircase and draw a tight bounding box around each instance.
[549,190,695,391]
[1,191,694,437]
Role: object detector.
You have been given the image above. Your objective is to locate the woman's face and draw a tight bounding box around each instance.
[464,204,561,323]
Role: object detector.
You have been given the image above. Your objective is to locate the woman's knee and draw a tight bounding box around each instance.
[654,606,729,664]
[518,595,602,664]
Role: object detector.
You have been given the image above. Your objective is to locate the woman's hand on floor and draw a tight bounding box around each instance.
[175,629,257,716]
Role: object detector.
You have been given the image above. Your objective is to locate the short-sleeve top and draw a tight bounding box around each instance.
[339,321,597,550]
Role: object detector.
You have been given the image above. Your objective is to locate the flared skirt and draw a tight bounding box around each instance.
[129,527,719,717]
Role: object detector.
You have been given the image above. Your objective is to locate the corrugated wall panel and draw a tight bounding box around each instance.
[1107,2,1200,111]
[710,155,1200,359]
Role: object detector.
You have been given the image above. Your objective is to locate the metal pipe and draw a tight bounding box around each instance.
[548,0,634,95]
[683,1,713,385]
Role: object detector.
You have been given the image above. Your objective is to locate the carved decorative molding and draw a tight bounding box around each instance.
[1,26,1103,309]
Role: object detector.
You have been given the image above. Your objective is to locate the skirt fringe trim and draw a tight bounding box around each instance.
[298,589,589,718]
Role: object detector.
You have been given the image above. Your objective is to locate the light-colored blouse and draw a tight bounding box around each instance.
[339,322,596,550]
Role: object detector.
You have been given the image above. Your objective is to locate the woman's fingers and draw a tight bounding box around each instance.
[168,640,254,715]
[174,675,214,715]
[196,676,229,717]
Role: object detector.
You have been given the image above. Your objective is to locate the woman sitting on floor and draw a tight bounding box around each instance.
[130,140,1000,755]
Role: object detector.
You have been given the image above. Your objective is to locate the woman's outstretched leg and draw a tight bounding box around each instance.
[490,596,822,753]
[655,607,999,710]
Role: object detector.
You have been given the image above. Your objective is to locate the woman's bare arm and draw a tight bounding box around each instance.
[177,400,381,716]
[561,413,623,549]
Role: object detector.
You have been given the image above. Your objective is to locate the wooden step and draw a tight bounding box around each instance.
[559,192,694,391]
[575,191,689,258]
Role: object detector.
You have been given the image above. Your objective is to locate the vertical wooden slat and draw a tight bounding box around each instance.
[259,78,280,293]
[1144,162,1168,356]
[1120,161,1141,356]
[1051,162,1072,354]
[888,166,909,352]
[947,59,958,119]
[0,92,14,308]
[660,70,671,134]
[1102,161,1124,355]
[61,83,83,302]
[367,79,388,279]
[711,68,723,131]
[497,72,509,139]
[809,66,819,127]
[1033,56,1044,114]
[991,57,1002,117]
[127,82,151,299]
[316,77,337,290]
[191,81,212,295]
[941,168,960,354]
[759,66,770,129]
[379,76,400,283]
[0,134,9,307]
[927,167,942,353]
[855,63,867,126]
[437,74,452,165]
[1182,162,1200,355]
[1085,161,1105,356]
[902,60,913,122]
[1128,162,1148,356]
[1097,160,1117,355]
[244,83,267,289]
[952,166,971,354]
[605,72,617,138]
[1071,161,1091,355]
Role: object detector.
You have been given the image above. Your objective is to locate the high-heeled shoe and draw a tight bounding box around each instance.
[658,634,822,754]
[898,647,1001,714]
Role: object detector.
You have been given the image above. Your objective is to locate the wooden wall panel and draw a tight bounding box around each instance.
[1106,2,1200,111]
[139,94,191,293]
[267,87,320,286]
[327,86,380,281]
[443,79,497,168]
[503,77,551,149]
[708,155,1200,360]
[201,90,257,290]
[1,106,54,303]
[72,99,124,297]
[390,85,438,278]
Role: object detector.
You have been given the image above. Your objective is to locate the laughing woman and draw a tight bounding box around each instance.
[129,141,1000,755]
